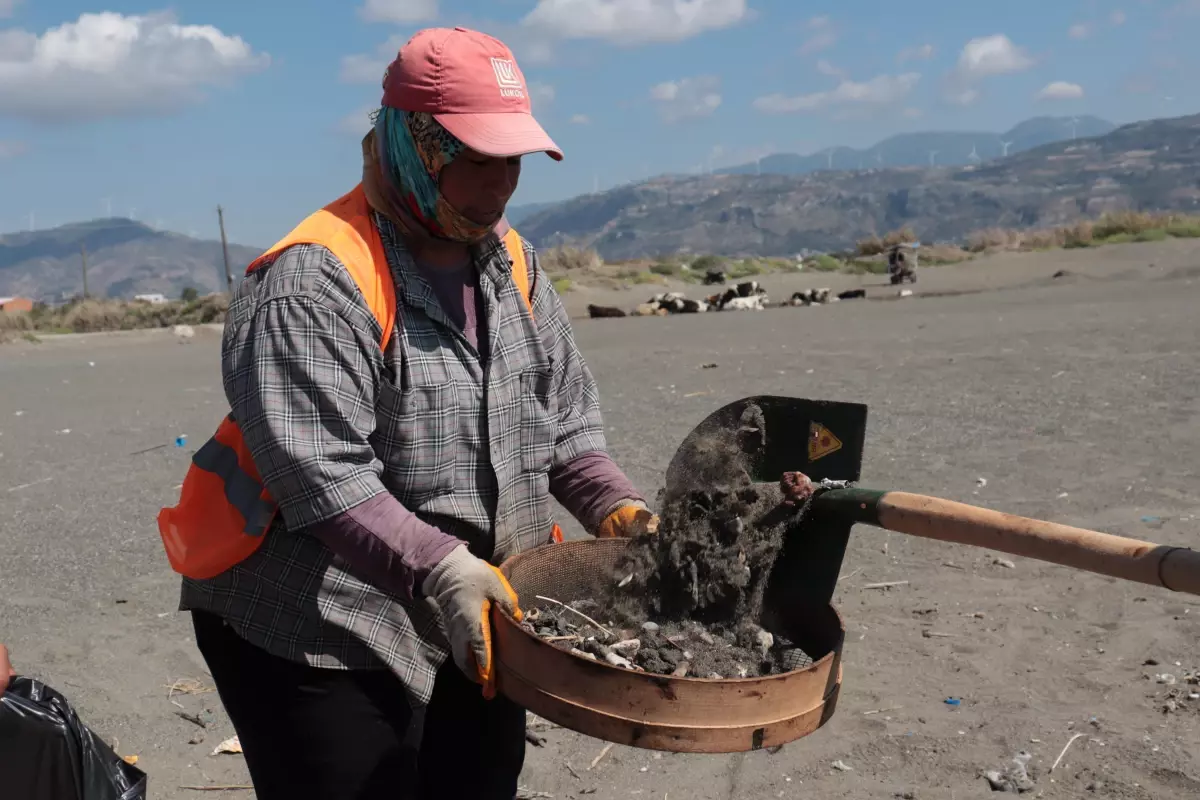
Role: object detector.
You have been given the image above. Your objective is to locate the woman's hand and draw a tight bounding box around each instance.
[596,502,659,539]
[423,546,522,698]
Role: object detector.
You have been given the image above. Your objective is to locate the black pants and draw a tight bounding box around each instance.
[192,610,526,800]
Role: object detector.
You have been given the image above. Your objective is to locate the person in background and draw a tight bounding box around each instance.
[162,25,655,800]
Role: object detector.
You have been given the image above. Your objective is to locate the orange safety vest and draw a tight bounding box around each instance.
[158,184,562,580]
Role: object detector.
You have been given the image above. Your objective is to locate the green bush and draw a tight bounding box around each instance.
[726,260,763,279]
[1166,221,1200,238]
[541,245,603,272]
[689,255,726,273]
[809,254,842,272]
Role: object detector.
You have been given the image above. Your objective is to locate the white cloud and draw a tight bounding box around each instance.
[340,33,406,84]
[1035,80,1084,101]
[897,43,934,63]
[521,0,749,45]
[357,0,438,24]
[0,0,21,19]
[954,34,1033,78]
[942,33,1033,105]
[649,75,721,122]
[816,59,846,79]
[1111,9,1127,25]
[0,139,26,158]
[753,72,920,115]
[902,107,922,119]
[529,82,555,109]
[569,113,591,124]
[1068,22,1092,39]
[0,12,268,122]
[799,14,836,55]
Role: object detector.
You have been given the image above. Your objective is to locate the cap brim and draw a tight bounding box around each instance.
[435,112,564,161]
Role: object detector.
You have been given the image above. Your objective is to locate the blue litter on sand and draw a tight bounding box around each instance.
[944,698,961,707]
[175,435,188,448]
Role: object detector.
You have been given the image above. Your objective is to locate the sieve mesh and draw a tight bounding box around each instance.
[502,538,627,606]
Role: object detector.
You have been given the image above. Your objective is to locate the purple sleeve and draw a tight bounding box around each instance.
[308,492,463,600]
[549,450,646,532]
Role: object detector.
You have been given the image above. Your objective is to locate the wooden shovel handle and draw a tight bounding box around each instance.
[814,488,1200,597]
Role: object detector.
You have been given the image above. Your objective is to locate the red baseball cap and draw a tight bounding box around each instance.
[382,27,563,161]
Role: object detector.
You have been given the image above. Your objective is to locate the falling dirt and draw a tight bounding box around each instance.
[525,402,814,677]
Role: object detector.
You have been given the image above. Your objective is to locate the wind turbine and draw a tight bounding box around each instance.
[1000,140,1013,157]
[928,150,939,166]
[102,197,113,218]
[874,150,884,166]
[1067,116,1080,140]
[825,149,834,170]
[968,143,981,163]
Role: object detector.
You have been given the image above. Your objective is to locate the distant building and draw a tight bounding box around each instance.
[133,293,169,305]
[0,296,33,313]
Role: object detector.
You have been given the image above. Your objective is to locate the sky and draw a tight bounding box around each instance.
[0,0,1196,247]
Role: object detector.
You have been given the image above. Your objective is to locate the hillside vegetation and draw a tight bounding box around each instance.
[0,294,228,342]
[5,209,1199,340]
[534,210,1200,290]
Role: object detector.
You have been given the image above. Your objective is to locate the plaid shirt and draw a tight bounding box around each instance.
[179,211,608,709]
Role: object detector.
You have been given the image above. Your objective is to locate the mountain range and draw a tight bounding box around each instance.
[514,111,1200,259]
[3,111,1196,301]
[713,115,1116,176]
[0,218,261,303]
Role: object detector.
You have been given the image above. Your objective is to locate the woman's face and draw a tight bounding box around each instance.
[440,148,522,227]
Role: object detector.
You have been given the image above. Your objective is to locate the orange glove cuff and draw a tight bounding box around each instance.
[475,565,522,700]
[596,504,658,539]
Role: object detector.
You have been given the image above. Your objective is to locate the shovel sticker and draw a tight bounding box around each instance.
[809,422,843,462]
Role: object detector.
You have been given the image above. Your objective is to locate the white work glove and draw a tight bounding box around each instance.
[423,544,522,698]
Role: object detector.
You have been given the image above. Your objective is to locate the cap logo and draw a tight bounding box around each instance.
[489,57,525,99]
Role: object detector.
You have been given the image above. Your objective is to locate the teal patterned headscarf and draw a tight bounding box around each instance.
[372,107,494,243]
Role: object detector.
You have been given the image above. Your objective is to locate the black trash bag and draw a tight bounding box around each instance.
[0,675,148,800]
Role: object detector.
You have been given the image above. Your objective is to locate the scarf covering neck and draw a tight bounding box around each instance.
[361,107,495,244]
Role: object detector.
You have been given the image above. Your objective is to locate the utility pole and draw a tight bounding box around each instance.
[217,205,234,294]
[80,244,89,298]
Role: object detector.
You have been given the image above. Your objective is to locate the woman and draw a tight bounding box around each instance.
[168,26,654,800]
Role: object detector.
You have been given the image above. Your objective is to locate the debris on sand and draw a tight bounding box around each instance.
[211,736,242,756]
[984,750,1035,792]
[524,402,813,678]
